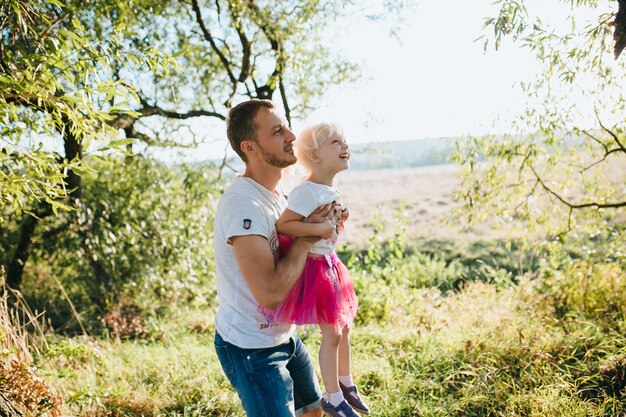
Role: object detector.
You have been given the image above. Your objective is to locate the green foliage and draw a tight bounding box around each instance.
[29,236,626,417]
[534,260,626,326]
[453,0,626,236]
[14,157,221,331]
[0,0,171,218]
[88,0,407,133]
[341,210,547,326]
[1,0,412,317]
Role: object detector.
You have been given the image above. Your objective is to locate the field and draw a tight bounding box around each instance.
[2,164,625,417]
[338,164,464,245]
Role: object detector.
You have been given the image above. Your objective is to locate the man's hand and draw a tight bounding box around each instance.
[302,203,333,224]
[317,219,335,240]
[296,203,334,243]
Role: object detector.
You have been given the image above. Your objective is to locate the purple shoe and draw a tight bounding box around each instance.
[339,382,371,414]
[321,398,360,417]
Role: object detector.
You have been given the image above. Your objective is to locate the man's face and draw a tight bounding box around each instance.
[251,108,297,168]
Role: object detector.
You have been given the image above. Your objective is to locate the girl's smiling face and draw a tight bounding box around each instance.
[317,134,350,173]
[295,122,350,178]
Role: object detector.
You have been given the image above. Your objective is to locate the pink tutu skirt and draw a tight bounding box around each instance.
[260,235,358,333]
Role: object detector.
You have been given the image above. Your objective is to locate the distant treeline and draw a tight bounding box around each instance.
[348,138,455,170]
[216,132,588,172]
[344,130,588,170]
[217,137,456,172]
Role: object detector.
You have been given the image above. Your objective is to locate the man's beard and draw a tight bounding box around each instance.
[257,142,295,168]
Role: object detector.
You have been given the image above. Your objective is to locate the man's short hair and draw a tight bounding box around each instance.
[226,99,275,162]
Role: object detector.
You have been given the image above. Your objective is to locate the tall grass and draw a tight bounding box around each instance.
[30,230,626,417]
[0,268,63,416]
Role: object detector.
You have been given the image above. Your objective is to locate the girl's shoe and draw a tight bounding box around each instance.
[339,382,370,414]
[321,398,360,417]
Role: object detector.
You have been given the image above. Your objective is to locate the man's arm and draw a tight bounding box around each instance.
[276,208,334,240]
[232,234,312,309]
[231,203,333,309]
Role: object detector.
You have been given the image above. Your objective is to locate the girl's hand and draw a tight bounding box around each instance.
[318,219,335,240]
[339,205,349,222]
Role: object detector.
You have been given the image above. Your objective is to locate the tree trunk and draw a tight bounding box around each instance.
[6,120,82,292]
[5,202,52,291]
[6,214,39,291]
[62,120,82,200]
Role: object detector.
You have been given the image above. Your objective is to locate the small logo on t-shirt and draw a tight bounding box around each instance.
[243,219,252,229]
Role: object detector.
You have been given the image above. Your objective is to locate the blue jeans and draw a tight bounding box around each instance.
[214,331,322,417]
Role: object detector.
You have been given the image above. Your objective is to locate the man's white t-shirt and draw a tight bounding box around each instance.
[287,181,340,255]
[213,176,295,349]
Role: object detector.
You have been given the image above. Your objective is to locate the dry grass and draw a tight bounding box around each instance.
[0,271,64,417]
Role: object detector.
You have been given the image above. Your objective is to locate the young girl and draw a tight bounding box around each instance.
[260,122,370,417]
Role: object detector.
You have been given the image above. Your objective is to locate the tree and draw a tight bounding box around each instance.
[102,0,367,148]
[1,0,411,298]
[1,0,171,290]
[453,0,626,236]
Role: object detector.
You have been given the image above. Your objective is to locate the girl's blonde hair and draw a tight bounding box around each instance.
[295,122,344,172]
[297,122,344,152]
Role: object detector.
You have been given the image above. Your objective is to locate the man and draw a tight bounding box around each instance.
[213,99,326,417]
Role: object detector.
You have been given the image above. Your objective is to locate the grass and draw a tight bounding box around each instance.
[0,281,64,416]
[5,232,626,417]
[39,264,626,416]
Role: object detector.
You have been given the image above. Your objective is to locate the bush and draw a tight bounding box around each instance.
[534,260,626,328]
[19,157,222,332]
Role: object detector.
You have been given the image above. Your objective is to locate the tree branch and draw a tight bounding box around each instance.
[123,125,196,149]
[529,164,626,209]
[578,128,624,171]
[227,2,251,82]
[613,0,626,59]
[594,106,626,152]
[246,0,286,102]
[191,0,238,104]
[38,11,68,39]
[579,128,609,154]
[109,102,225,130]
[217,143,237,181]
[279,75,291,126]
[582,148,623,171]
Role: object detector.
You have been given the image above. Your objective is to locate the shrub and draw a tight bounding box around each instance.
[535,261,626,327]
[19,157,222,332]
[0,272,63,416]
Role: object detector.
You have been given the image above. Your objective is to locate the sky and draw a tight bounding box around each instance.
[294,0,537,143]
[170,0,600,161]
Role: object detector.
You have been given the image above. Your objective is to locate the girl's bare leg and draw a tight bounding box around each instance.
[338,325,351,377]
[319,324,341,393]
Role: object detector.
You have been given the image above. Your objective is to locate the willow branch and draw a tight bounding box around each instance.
[579,128,609,153]
[579,128,625,171]
[594,106,626,152]
[582,148,623,171]
[38,11,68,39]
[513,178,540,212]
[529,164,626,209]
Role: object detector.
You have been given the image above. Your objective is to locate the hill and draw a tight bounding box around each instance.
[210,137,456,172]
[347,137,455,170]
